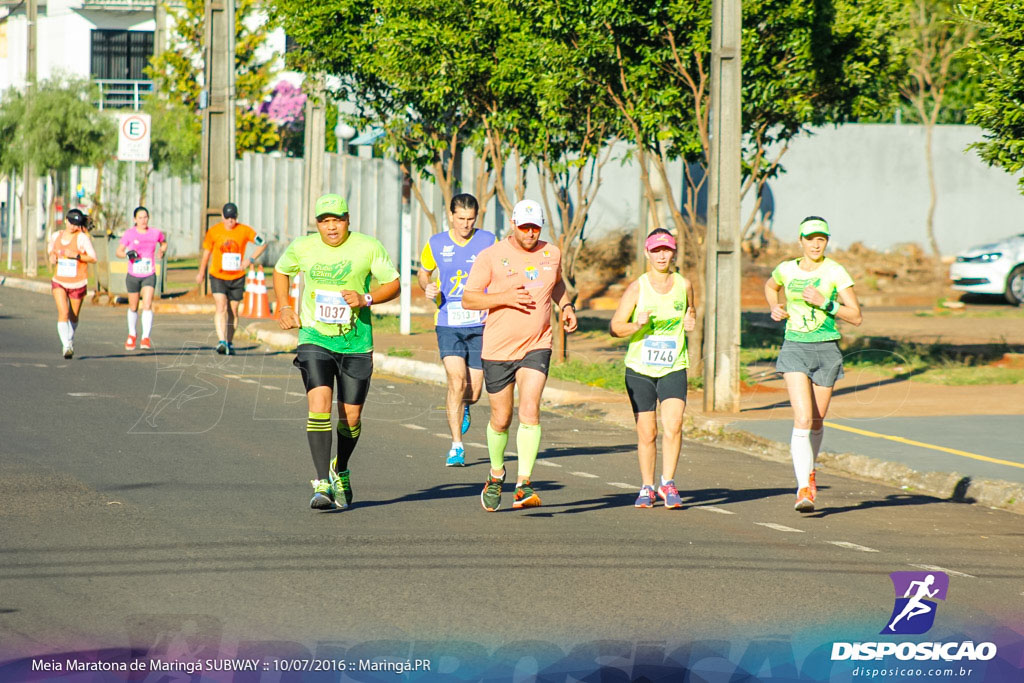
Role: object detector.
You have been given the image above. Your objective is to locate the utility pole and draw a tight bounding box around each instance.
[198,0,235,261]
[703,0,742,413]
[22,0,38,276]
[301,77,326,237]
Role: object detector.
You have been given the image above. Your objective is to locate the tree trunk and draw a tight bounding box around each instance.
[924,122,940,258]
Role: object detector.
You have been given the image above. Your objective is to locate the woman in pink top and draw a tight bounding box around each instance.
[116,206,167,350]
[47,208,97,359]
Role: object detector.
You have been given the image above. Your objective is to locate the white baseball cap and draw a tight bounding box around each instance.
[511,199,545,228]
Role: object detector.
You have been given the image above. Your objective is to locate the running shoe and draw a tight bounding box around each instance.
[480,471,505,512]
[794,487,815,512]
[140,337,153,350]
[309,479,335,510]
[63,345,73,360]
[513,479,541,509]
[461,405,471,435]
[215,340,228,355]
[809,470,817,497]
[329,459,353,507]
[445,446,466,467]
[634,485,656,508]
[657,480,684,509]
[125,335,137,350]
[225,342,236,356]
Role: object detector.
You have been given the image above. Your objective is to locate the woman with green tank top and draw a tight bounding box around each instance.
[610,229,696,509]
[764,216,863,513]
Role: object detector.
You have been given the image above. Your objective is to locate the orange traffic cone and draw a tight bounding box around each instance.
[289,272,303,309]
[246,266,273,319]
[238,265,257,317]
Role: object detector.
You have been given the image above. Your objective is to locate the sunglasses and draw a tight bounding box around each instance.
[516,225,542,233]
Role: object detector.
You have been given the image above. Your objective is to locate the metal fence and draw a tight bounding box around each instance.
[101,152,405,262]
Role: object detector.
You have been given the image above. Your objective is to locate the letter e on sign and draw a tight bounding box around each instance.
[117,113,152,162]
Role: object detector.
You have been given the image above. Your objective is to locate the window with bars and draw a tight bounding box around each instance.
[90,30,154,80]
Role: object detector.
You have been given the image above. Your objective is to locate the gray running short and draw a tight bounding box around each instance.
[776,339,844,387]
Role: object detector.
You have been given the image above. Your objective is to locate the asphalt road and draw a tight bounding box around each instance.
[1,287,1022,680]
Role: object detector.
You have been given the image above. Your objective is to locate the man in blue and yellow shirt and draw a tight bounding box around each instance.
[417,193,496,467]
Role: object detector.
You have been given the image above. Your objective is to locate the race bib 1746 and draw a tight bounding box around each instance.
[642,335,678,368]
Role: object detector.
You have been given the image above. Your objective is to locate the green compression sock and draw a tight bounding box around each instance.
[486,423,508,473]
[516,422,542,478]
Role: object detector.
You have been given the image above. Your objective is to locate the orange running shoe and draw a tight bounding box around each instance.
[794,486,815,512]
[513,480,541,509]
[140,337,153,350]
[125,335,137,350]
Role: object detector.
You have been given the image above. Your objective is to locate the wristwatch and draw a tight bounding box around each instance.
[364,293,373,307]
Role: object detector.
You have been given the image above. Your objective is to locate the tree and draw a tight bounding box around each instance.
[558,0,903,369]
[897,0,977,257]
[269,0,499,232]
[960,0,1024,193]
[146,0,280,175]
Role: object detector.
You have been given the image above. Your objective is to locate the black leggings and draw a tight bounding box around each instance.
[293,345,373,405]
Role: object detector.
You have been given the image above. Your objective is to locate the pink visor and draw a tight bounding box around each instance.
[645,232,677,251]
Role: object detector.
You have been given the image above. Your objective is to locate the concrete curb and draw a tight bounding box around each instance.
[1,275,55,296]
[242,321,1024,516]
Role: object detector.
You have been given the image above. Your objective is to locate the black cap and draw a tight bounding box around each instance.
[222,202,238,219]
[66,209,87,227]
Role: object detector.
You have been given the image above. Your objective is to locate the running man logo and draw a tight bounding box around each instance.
[308,261,353,284]
[447,269,469,297]
[881,571,949,635]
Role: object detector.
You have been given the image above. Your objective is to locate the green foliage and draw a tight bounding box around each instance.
[145,98,201,180]
[145,0,280,168]
[0,75,115,175]
[961,0,1024,192]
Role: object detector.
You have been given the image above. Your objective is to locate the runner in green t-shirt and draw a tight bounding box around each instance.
[764,216,863,513]
[273,193,400,511]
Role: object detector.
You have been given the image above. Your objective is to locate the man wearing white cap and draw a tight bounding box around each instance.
[462,199,578,512]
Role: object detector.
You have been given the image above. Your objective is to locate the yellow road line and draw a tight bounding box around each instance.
[824,421,1024,470]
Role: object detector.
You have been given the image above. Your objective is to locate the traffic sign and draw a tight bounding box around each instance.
[117,113,151,162]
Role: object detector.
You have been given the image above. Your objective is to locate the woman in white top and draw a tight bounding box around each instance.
[47,209,97,359]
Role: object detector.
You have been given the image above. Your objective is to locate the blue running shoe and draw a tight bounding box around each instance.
[461,405,471,435]
[225,341,236,356]
[215,340,228,355]
[634,485,656,508]
[445,446,466,467]
[657,480,684,509]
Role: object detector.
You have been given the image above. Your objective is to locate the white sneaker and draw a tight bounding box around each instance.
[63,345,74,360]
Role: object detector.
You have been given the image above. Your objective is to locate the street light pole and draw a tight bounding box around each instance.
[703,0,742,413]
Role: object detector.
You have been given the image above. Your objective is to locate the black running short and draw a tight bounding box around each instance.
[293,344,373,405]
[482,348,552,394]
[126,273,157,293]
[624,367,688,413]
[209,275,246,302]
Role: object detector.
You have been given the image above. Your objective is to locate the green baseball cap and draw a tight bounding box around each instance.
[314,193,349,218]
[799,216,830,237]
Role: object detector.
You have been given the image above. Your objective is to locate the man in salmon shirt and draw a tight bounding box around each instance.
[195,202,267,355]
[461,199,578,512]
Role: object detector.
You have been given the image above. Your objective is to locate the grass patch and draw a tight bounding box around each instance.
[386,347,414,358]
[912,365,1024,385]
[371,313,433,335]
[550,357,627,393]
[914,307,1024,319]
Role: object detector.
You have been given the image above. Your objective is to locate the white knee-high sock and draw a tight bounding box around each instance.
[127,310,138,336]
[141,310,154,338]
[791,428,813,489]
[57,322,70,347]
[810,427,824,465]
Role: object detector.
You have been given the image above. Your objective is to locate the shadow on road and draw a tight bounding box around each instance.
[806,491,964,519]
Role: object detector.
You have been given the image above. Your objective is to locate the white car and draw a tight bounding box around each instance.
[949,233,1024,305]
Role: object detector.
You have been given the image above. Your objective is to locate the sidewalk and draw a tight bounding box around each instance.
[243,317,1024,516]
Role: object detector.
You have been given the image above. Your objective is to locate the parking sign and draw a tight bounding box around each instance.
[117,113,151,162]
